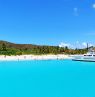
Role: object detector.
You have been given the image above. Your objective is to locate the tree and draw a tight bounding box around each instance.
[65,46,69,50]
[2,43,7,51]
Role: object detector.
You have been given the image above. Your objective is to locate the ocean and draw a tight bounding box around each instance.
[0,60,95,97]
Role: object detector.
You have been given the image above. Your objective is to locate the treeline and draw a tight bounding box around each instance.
[0,41,88,55]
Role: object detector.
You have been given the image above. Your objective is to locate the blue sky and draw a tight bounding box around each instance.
[0,0,95,47]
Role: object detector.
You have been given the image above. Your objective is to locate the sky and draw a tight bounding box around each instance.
[0,0,95,48]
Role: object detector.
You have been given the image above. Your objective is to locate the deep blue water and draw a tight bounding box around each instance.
[0,60,95,97]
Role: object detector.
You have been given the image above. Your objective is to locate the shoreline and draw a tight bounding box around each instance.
[0,54,72,61]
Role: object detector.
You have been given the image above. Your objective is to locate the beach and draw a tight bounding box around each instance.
[0,54,71,61]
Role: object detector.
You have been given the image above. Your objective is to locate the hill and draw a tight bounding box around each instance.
[0,40,88,55]
[0,40,63,55]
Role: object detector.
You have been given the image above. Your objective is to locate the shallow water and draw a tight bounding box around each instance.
[0,60,95,97]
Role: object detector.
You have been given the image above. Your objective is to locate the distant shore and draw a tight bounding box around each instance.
[0,54,72,61]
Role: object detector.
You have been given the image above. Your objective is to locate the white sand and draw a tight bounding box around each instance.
[0,54,72,61]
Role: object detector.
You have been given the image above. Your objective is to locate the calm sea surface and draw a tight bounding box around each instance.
[0,60,95,97]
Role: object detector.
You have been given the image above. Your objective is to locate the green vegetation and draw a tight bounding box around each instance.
[0,40,89,55]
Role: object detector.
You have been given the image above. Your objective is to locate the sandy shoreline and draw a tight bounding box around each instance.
[0,54,72,61]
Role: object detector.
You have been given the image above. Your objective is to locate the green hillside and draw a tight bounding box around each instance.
[0,40,88,55]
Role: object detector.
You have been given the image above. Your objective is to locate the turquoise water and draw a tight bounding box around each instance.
[0,60,95,97]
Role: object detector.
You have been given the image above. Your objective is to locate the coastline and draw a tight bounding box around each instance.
[0,54,72,61]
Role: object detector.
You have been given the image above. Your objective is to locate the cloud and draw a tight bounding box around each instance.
[73,7,79,16]
[59,42,71,47]
[59,42,94,49]
[82,42,87,47]
[76,41,79,44]
[92,4,95,8]
[88,43,93,47]
[82,42,93,48]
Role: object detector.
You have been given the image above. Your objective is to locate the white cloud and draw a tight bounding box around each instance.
[82,42,87,47]
[73,7,78,16]
[92,4,95,8]
[89,43,93,47]
[59,42,94,49]
[76,41,79,44]
[59,42,71,47]
[82,42,93,47]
